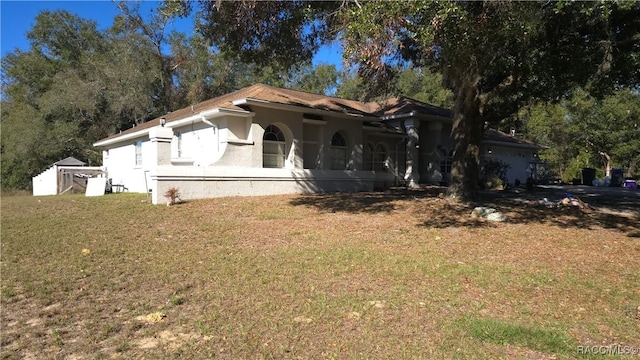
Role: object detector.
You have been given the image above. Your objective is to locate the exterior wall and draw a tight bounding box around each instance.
[102,137,152,193]
[32,166,58,196]
[150,166,375,204]
[171,122,221,166]
[323,116,364,171]
[250,108,366,171]
[481,145,537,184]
[99,107,381,204]
[251,108,303,169]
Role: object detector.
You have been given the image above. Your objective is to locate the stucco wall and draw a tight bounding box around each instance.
[102,137,152,193]
[171,122,221,166]
[149,166,376,204]
[481,145,536,184]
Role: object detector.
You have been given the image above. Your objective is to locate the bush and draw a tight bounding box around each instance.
[164,187,181,205]
[480,159,510,189]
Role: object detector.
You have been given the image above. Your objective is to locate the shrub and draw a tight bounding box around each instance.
[164,187,181,205]
[480,159,510,189]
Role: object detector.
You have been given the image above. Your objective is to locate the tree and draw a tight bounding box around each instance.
[524,101,581,181]
[1,8,182,189]
[567,89,640,178]
[191,0,639,200]
[1,11,107,189]
[196,1,338,72]
[526,88,640,181]
[290,63,340,95]
[342,1,639,199]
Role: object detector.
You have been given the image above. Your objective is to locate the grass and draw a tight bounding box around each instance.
[1,190,639,359]
[464,316,575,354]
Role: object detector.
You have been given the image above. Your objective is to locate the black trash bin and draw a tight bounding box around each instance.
[610,168,624,187]
[582,168,596,186]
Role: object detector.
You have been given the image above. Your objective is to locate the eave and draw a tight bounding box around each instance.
[93,107,254,147]
[232,98,380,121]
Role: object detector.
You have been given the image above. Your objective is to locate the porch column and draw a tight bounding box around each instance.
[404,122,420,187]
[149,126,173,165]
[422,121,444,184]
[149,126,173,204]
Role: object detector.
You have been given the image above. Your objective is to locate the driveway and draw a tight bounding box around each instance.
[535,184,640,210]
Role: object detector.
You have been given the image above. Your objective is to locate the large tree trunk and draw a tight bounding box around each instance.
[446,76,486,201]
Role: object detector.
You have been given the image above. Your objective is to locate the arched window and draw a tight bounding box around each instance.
[263,125,286,168]
[330,132,348,170]
[374,143,389,172]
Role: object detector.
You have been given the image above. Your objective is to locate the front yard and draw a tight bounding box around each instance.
[1,189,638,359]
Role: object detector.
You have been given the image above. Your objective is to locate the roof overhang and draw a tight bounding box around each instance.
[232,98,379,121]
[380,111,453,123]
[482,140,545,150]
[362,123,406,138]
[93,107,254,147]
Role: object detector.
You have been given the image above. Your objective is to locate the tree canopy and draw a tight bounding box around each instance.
[526,88,640,181]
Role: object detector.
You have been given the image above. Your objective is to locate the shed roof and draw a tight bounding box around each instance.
[54,157,86,166]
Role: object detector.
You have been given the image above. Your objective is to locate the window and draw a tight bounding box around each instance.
[440,149,453,174]
[177,132,183,158]
[330,132,348,170]
[135,140,142,166]
[365,143,375,170]
[374,143,389,172]
[263,125,286,168]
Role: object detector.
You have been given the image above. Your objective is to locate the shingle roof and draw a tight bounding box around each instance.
[483,129,543,149]
[375,97,453,118]
[95,84,534,149]
[54,157,86,166]
[96,84,388,144]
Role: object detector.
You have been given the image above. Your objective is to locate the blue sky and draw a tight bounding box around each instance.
[0,0,342,67]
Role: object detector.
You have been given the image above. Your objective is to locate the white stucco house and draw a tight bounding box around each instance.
[93,84,541,204]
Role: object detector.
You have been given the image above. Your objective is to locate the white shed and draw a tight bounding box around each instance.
[32,157,103,196]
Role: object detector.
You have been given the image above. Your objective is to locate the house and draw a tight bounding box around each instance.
[93,84,541,204]
[32,157,104,196]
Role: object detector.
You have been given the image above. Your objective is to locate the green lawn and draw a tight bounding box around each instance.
[1,192,638,359]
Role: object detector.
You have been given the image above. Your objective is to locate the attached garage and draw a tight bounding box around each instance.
[481,129,544,185]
